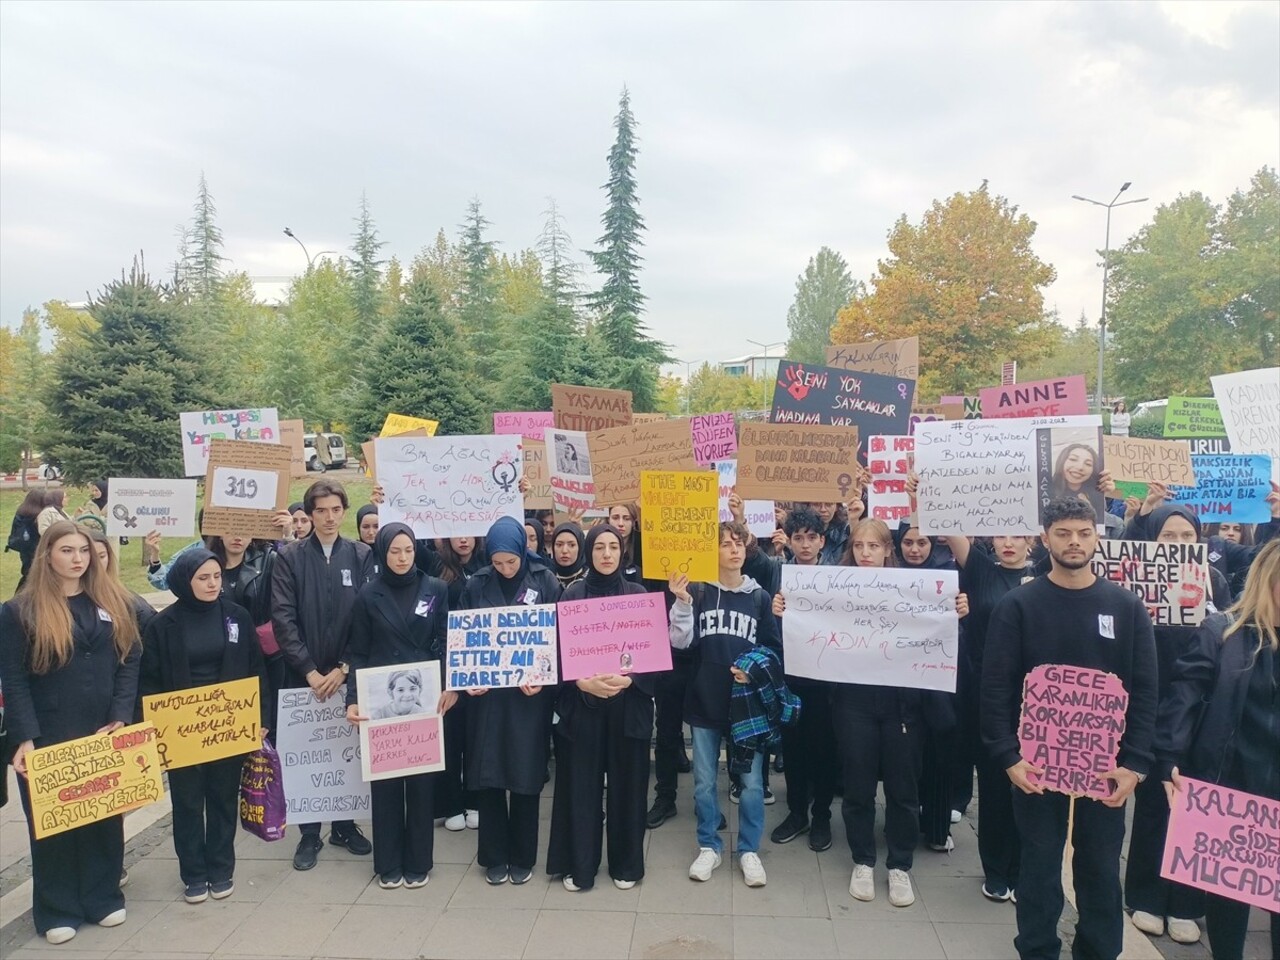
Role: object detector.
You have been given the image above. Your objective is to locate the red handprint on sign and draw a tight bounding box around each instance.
[779,364,810,401]
[1175,563,1207,610]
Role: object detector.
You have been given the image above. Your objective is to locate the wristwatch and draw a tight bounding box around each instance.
[1135,771,1147,783]
[338,662,350,676]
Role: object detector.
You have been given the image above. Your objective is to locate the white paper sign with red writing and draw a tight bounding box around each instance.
[1018,663,1128,799]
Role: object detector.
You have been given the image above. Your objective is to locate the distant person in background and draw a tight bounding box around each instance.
[357,505,379,547]
[1109,401,1130,437]
[36,489,70,536]
[289,503,313,540]
[6,489,43,592]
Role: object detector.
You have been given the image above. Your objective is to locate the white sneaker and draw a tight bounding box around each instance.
[444,814,466,832]
[464,809,479,830]
[612,878,636,890]
[950,809,962,824]
[689,847,722,882]
[849,864,875,901]
[97,908,127,927]
[1167,917,1201,944]
[45,927,77,945]
[740,852,766,888]
[1131,911,1164,936]
[887,869,915,907]
[928,835,955,853]
[562,875,582,892]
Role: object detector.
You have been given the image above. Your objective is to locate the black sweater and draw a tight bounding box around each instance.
[981,575,1158,777]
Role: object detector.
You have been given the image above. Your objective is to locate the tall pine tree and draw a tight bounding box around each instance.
[180,173,226,320]
[43,261,215,481]
[353,276,485,438]
[349,191,386,328]
[456,198,504,401]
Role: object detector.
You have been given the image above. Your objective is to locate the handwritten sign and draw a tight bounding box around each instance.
[277,419,307,477]
[639,470,719,583]
[180,407,280,477]
[1163,397,1225,439]
[780,566,959,692]
[1170,454,1273,523]
[277,687,370,820]
[552,383,634,432]
[909,404,953,435]
[446,604,558,690]
[27,723,164,839]
[979,375,1088,420]
[589,419,701,505]
[868,435,914,523]
[1018,663,1127,799]
[1161,777,1280,912]
[494,411,554,441]
[913,419,1040,536]
[381,413,439,437]
[557,592,672,681]
[201,439,292,540]
[522,444,553,511]
[825,336,919,381]
[715,461,775,538]
[107,478,197,537]
[1212,367,1280,483]
[546,429,597,514]
[1091,540,1209,627]
[1102,436,1196,487]
[691,413,737,466]
[735,422,860,502]
[357,661,445,782]
[376,435,523,539]
[143,677,262,771]
[772,358,914,450]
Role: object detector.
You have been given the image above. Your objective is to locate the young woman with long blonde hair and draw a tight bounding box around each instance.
[0,521,143,945]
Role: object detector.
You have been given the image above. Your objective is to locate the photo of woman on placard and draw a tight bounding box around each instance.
[1038,425,1109,525]
[554,434,589,477]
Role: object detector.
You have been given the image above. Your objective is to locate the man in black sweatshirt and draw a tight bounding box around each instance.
[982,497,1157,960]
[272,479,375,870]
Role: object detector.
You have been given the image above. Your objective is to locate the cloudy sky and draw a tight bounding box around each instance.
[2,0,1277,374]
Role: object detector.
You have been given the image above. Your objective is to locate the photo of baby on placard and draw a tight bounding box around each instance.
[357,661,443,721]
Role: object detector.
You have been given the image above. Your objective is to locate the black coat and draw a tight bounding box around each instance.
[344,572,449,708]
[139,598,270,731]
[271,535,374,680]
[556,579,656,743]
[225,545,276,626]
[0,595,141,748]
[459,563,562,795]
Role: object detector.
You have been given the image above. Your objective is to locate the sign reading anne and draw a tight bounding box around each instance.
[446,604,558,690]
[1018,663,1127,799]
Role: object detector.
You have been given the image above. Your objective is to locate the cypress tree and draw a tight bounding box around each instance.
[350,191,386,327]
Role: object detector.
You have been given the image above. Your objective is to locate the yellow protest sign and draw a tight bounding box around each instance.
[381,413,440,437]
[640,470,719,583]
[27,722,165,839]
[143,676,262,771]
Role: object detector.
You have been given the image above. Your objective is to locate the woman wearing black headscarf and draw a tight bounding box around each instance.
[550,522,587,591]
[459,516,562,886]
[547,524,655,892]
[345,523,452,890]
[140,549,268,905]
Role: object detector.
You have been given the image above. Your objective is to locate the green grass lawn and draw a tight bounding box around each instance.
[1,476,376,599]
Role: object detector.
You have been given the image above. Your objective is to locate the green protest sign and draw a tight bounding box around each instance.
[1163,397,1225,438]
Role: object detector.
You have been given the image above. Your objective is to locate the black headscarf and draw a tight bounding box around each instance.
[288,501,305,515]
[892,521,950,569]
[167,548,222,612]
[525,519,547,559]
[90,479,109,510]
[550,522,586,585]
[583,524,626,598]
[1144,504,1202,542]
[357,503,379,525]
[376,522,421,590]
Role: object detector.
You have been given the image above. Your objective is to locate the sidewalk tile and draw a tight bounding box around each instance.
[449,866,549,910]
[213,901,348,957]
[832,919,946,959]
[543,876,643,912]
[8,901,167,957]
[917,876,1016,925]
[819,864,931,923]
[231,832,295,861]
[7,950,128,960]
[729,859,830,918]
[117,858,182,902]
[731,916,837,960]
[270,859,374,904]
[420,906,537,959]
[932,922,1017,959]
[637,865,731,916]
[628,912,733,959]
[116,899,255,956]
[522,909,637,960]
[317,903,443,960]
[430,826,481,864]
[354,863,465,909]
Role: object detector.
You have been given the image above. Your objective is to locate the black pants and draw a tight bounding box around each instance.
[1204,892,1280,960]
[546,707,650,889]
[781,681,835,823]
[653,658,691,804]
[833,691,923,871]
[435,698,475,819]
[1124,775,1203,920]
[18,777,125,935]
[919,726,958,847]
[972,724,1020,890]
[169,756,241,885]
[371,773,434,877]
[1012,790,1125,960]
[475,788,540,870]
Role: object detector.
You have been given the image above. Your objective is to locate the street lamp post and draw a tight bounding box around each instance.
[282,228,339,271]
[1071,184,1148,412]
[746,339,786,379]
[670,358,695,413]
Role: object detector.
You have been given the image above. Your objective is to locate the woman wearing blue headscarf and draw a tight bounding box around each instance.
[458,516,562,886]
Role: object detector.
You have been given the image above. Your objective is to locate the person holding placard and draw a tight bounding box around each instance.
[459,516,562,886]
[0,521,143,945]
[140,549,269,904]
[289,502,312,540]
[550,522,587,592]
[272,479,376,870]
[345,522,454,890]
[1156,540,1280,960]
[606,503,644,582]
[548,524,655,892]
[668,520,778,889]
[982,498,1158,960]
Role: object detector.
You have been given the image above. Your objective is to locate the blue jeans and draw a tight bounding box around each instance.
[691,725,764,855]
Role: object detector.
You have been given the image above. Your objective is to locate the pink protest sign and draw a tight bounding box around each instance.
[1161,777,1280,912]
[867,434,914,523]
[691,412,737,466]
[494,411,555,441]
[557,592,673,681]
[1018,663,1128,799]
[362,715,444,782]
[980,375,1089,420]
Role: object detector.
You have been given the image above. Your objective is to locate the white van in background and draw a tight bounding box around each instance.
[303,432,348,471]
